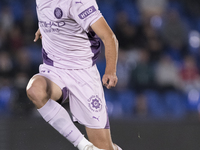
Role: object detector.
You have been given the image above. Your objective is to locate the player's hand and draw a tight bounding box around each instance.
[34,29,42,42]
[102,73,118,89]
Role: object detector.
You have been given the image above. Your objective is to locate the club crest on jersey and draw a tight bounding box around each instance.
[54,7,63,19]
[88,95,102,112]
[78,6,96,19]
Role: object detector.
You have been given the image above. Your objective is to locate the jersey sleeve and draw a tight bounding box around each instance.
[69,0,102,32]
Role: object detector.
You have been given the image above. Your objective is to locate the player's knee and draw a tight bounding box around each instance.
[26,80,49,105]
[27,86,46,103]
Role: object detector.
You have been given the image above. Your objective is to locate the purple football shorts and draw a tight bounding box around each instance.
[35,64,110,129]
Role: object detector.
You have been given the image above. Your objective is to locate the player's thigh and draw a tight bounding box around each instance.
[27,75,62,101]
[85,127,114,150]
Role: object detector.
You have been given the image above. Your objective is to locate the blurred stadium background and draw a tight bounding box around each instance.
[1,0,200,149]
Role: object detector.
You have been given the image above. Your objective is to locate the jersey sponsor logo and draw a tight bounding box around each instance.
[78,6,96,19]
[88,95,102,112]
[39,21,65,33]
[39,21,65,28]
[54,7,63,19]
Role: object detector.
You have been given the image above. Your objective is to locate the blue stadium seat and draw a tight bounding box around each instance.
[9,1,24,21]
[0,86,12,113]
[117,90,135,115]
[117,1,140,25]
[98,1,117,29]
[144,90,165,117]
[104,89,124,117]
[164,91,186,118]
[186,89,200,111]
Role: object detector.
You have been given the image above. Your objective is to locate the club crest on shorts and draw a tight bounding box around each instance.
[88,95,102,112]
[54,7,63,19]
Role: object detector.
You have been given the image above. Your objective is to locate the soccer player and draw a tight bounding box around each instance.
[26,0,121,150]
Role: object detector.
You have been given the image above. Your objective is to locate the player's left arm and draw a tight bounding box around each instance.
[91,17,118,89]
[34,28,42,42]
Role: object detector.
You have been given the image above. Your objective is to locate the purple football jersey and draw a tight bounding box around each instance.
[36,0,102,69]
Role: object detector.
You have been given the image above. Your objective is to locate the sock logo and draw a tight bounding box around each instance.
[66,130,73,138]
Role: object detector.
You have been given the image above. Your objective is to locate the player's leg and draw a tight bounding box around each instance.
[26,75,96,149]
[85,128,113,150]
[85,128,121,150]
[26,75,62,109]
[63,65,122,150]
